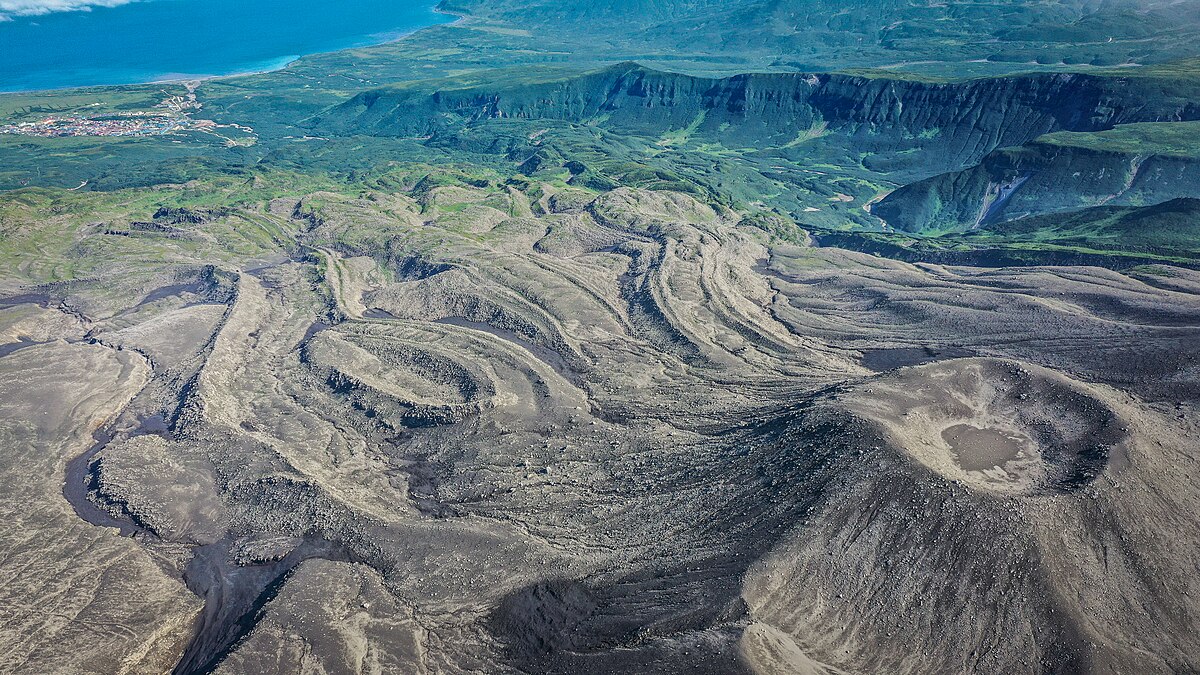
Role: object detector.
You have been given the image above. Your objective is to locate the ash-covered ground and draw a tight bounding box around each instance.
[1,184,1198,673]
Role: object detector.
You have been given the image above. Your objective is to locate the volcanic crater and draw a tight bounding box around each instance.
[843,358,1125,496]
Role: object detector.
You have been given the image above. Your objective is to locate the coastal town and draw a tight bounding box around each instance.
[0,113,189,137]
[0,85,254,144]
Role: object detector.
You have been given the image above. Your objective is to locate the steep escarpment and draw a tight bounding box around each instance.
[874,122,1200,232]
[314,63,1200,176]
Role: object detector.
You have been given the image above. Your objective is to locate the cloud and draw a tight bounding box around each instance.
[0,0,140,19]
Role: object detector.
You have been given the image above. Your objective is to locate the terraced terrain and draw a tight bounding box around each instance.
[1,172,1197,673]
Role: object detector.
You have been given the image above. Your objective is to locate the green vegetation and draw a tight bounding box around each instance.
[2,0,1200,267]
[0,85,172,122]
[3,5,1200,675]
[439,0,1200,77]
[975,198,1200,255]
[807,197,1200,269]
[1038,122,1200,158]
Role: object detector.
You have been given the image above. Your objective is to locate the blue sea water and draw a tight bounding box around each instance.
[0,0,451,93]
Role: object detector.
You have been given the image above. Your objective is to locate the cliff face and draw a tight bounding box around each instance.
[874,140,1200,232]
[315,64,1200,177]
[313,63,1200,235]
[807,73,1199,173]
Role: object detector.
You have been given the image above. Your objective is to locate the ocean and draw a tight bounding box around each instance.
[0,0,451,93]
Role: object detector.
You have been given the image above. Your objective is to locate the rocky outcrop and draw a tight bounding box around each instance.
[874,138,1200,232]
[315,63,1200,177]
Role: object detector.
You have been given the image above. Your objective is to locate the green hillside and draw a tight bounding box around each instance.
[977,197,1200,255]
[1039,121,1200,157]
[3,0,1200,253]
[440,0,1200,75]
[874,121,1200,233]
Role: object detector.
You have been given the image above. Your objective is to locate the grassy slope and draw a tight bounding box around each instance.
[808,197,1200,269]
[438,0,1200,76]
[1,0,1199,263]
[973,198,1200,255]
[1037,122,1200,158]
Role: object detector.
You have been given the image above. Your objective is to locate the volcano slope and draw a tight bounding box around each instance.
[0,173,1197,674]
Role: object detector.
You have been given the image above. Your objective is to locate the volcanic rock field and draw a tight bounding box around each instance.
[0,181,1197,673]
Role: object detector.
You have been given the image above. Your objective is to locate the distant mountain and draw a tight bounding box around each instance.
[313,62,1200,177]
[309,61,1200,234]
[439,0,1200,73]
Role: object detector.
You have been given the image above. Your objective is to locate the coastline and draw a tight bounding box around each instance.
[0,2,463,96]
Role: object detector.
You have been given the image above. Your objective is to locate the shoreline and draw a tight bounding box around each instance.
[0,4,464,97]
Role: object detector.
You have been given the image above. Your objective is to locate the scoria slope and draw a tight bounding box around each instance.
[0,173,1197,673]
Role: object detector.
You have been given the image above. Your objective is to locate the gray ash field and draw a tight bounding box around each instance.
[3,0,1200,673]
[1,184,1198,673]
